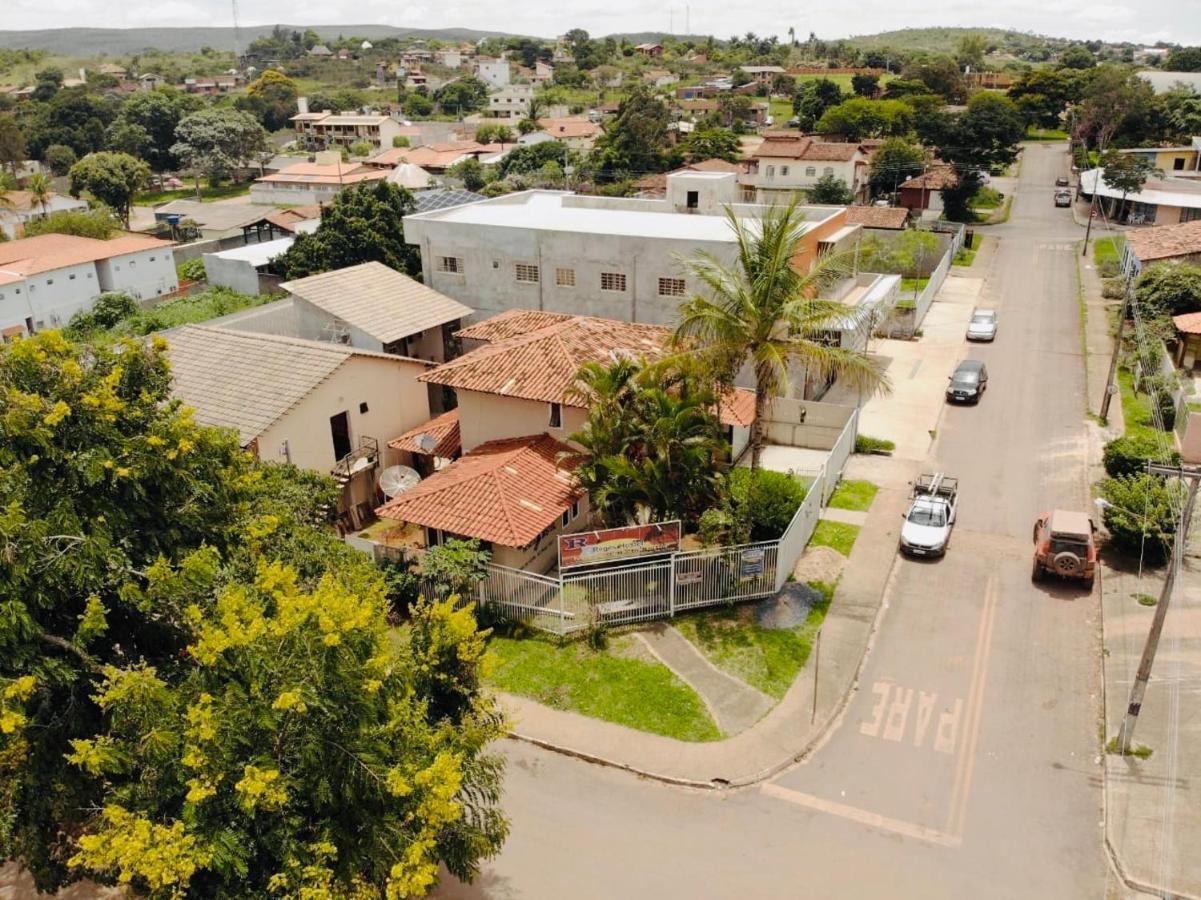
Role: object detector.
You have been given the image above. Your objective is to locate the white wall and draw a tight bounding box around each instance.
[249,182,344,205]
[8,261,103,331]
[96,247,178,301]
[256,355,431,473]
[0,195,89,239]
[477,60,510,87]
[747,156,863,199]
[202,253,263,296]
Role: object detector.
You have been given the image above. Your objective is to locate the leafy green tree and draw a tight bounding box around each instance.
[0,114,27,176]
[868,137,926,196]
[881,78,930,100]
[22,91,114,158]
[1134,263,1201,317]
[235,69,299,131]
[109,87,201,171]
[1102,434,1181,479]
[420,539,492,599]
[403,92,435,118]
[23,206,117,240]
[1058,45,1096,70]
[565,28,602,70]
[0,333,508,896]
[1075,66,1154,151]
[901,56,967,102]
[32,66,63,102]
[25,171,52,218]
[851,73,880,97]
[434,77,489,115]
[42,142,76,175]
[816,98,913,140]
[68,151,149,228]
[674,202,890,470]
[807,173,854,204]
[1099,473,1182,564]
[498,140,566,177]
[683,127,740,162]
[278,180,421,278]
[955,34,988,71]
[1006,68,1083,129]
[1164,47,1201,72]
[923,93,1025,221]
[474,122,515,144]
[591,83,675,179]
[791,78,844,129]
[447,157,486,191]
[170,108,268,191]
[348,139,373,157]
[1100,150,1157,220]
[726,467,808,541]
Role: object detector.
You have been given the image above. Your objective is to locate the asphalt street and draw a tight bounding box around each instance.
[439,144,1108,900]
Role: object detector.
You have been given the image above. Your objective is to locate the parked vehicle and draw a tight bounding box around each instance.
[900,473,959,557]
[946,360,988,403]
[1055,176,1070,187]
[1031,509,1097,588]
[1054,190,1072,208]
[966,309,998,342]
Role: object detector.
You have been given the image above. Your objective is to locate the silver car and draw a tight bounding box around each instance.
[966,309,998,342]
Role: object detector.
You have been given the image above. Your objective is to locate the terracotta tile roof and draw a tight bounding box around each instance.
[720,389,757,428]
[754,135,864,162]
[375,434,582,547]
[844,206,910,229]
[900,166,958,190]
[282,261,472,345]
[0,190,67,212]
[388,408,461,457]
[0,233,174,277]
[263,205,323,232]
[369,141,484,169]
[435,310,756,427]
[255,163,387,186]
[1126,220,1201,263]
[537,117,602,139]
[1173,312,1201,335]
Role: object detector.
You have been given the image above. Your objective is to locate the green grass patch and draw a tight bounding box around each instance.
[674,581,835,699]
[1133,592,1158,607]
[1105,736,1153,759]
[809,520,861,557]
[1094,236,1125,267]
[488,634,722,741]
[854,434,895,455]
[135,180,252,205]
[828,479,878,512]
[953,237,984,267]
[970,186,1003,209]
[768,98,794,125]
[1025,126,1069,141]
[1117,368,1158,441]
[899,277,929,293]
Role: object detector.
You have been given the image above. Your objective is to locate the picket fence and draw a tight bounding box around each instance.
[475,412,857,636]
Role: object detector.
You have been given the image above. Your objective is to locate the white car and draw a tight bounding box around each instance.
[966,309,998,342]
[899,474,958,557]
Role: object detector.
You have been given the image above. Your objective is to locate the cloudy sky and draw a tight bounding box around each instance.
[5,0,1200,45]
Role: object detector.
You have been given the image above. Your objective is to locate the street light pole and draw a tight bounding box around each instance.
[1116,463,1201,754]
[1099,287,1129,421]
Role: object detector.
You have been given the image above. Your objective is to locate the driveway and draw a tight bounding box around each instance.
[439,143,1111,899]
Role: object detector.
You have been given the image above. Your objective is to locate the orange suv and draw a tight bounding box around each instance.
[1031,509,1097,589]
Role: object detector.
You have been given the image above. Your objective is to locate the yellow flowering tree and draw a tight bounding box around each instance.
[0,334,507,896]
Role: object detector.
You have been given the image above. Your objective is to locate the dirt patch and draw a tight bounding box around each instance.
[791,545,847,584]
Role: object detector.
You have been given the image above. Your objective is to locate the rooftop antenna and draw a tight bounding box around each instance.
[686,5,690,36]
[231,0,243,63]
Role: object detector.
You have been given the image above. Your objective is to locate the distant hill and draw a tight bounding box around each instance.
[840,26,1070,54]
[0,25,521,56]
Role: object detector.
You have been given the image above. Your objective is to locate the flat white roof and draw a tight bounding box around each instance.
[1080,168,1201,210]
[406,190,833,242]
[206,236,295,266]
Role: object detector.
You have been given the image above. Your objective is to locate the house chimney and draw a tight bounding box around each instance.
[297,96,309,115]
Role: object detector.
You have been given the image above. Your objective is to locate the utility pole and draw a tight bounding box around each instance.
[1099,286,1129,421]
[1081,184,1099,256]
[1117,463,1201,753]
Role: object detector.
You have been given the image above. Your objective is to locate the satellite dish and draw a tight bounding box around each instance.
[415,433,438,454]
[379,465,420,498]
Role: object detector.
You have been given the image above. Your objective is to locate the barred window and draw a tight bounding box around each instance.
[437,256,463,273]
[781,166,790,176]
[515,263,540,283]
[600,271,626,292]
[805,166,816,176]
[823,166,834,176]
[658,277,686,297]
[555,267,576,287]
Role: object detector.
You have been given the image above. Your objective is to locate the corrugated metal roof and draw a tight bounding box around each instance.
[282,261,473,343]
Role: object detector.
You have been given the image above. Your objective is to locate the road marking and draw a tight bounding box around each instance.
[944,574,999,837]
[761,782,961,848]
[858,683,962,753]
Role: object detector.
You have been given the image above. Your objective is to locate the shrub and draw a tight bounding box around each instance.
[1141,372,1178,431]
[419,538,491,599]
[1101,278,1126,300]
[1103,434,1181,478]
[1099,473,1182,564]
[65,291,138,335]
[728,468,808,541]
[177,257,207,283]
[391,135,410,148]
[697,507,735,547]
[1134,263,1201,317]
[855,434,895,454]
[1097,259,1120,279]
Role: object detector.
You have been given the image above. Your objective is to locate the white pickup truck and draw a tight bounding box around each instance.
[899,473,959,558]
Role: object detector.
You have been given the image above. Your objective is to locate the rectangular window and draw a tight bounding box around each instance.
[805,166,816,176]
[823,166,834,176]
[781,166,789,176]
[436,256,463,273]
[515,263,540,283]
[548,402,562,428]
[46,278,53,285]
[765,165,775,177]
[658,277,686,297]
[600,271,626,292]
[1174,158,1185,171]
[555,267,576,287]
[69,274,76,280]
[571,500,581,519]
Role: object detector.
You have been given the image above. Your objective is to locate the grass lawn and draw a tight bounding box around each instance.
[1094,236,1125,267]
[674,582,835,699]
[768,98,794,125]
[809,520,861,557]
[828,479,879,512]
[1117,367,1159,441]
[899,277,929,293]
[1025,127,1070,141]
[953,236,986,267]
[94,287,277,339]
[488,634,722,741]
[135,180,253,205]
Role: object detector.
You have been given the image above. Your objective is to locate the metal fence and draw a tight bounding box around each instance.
[911,242,955,328]
[775,476,825,591]
[823,408,859,504]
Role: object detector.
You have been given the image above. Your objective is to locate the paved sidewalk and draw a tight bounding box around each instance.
[635,624,774,736]
[820,507,869,526]
[501,456,916,786]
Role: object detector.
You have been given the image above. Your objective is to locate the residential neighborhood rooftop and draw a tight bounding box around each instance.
[255,162,388,186]
[0,233,174,277]
[387,408,462,458]
[1123,219,1201,262]
[281,261,474,344]
[375,433,582,547]
[843,206,911,229]
[753,135,865,162]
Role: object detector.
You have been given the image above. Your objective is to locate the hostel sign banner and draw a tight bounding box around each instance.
[558,521,682,569]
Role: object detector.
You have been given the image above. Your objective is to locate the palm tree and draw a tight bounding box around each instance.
[674,200,891,471]
[27,172,53,219]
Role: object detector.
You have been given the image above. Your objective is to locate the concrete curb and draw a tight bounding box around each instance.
[503,552,903,792]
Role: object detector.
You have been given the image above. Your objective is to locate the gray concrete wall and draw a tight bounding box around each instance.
[762,398,856,450]
[203,253,264,296]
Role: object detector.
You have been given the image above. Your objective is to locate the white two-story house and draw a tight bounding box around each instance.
[742,134,872,204]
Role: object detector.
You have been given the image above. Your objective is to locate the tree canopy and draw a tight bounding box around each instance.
[591,83,677,180]
[68,151,149,227]
[170,108,269,186]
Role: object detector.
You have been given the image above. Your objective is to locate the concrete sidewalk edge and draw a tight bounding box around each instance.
[501,552,902,791]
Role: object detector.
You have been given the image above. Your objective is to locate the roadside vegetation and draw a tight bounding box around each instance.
[63,286,277,341]
[809,520,862,557]
[828,479,879,512]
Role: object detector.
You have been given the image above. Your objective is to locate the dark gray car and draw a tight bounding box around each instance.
[946,360,988,404]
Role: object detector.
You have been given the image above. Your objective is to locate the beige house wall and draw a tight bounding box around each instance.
[454,389,587,452]
[490,495,593,573]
